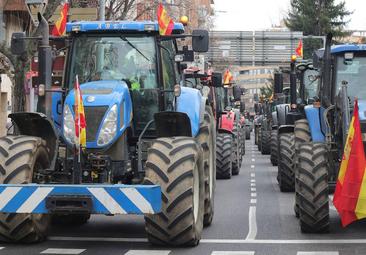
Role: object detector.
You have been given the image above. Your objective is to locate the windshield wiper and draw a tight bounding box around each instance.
[120,36,150,62]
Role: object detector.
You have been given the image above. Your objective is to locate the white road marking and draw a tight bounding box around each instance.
[245,206,257,240]
[251,188,256,192]
[17,187,54,213]
[125,250,171,255]
[250,199,257,204]
[40,248,85,254]
[48,236,366,245]
[252,159,255,162]
[0,187,21,210]
[250,183,256,187]
[250,173,255,177]
[250,179,255,183]
[0,247,4,250]
[297,252,339,255]
[251,193,257,197]
[120,188,154,213]
[211,252,255,255]
[251,165,255,168]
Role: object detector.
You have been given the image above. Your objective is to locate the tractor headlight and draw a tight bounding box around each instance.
[63,105,75,144]
[97,104,118,146]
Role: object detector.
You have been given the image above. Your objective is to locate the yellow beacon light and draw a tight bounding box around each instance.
[180,16,189,26]
[291,55,297,63]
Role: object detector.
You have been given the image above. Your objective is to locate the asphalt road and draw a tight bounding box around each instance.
[3,135,366,255]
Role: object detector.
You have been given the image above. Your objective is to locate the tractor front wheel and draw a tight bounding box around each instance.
[0,136,51,243]
[270,130,278,166]
[144,137,205,246]
[297,143,329,233]
[216,133,233,179]
[278,133,295,192]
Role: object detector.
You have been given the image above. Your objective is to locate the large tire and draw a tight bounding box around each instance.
[232,124,241,175]
[258,128,262,151]
[0,136,51,243]
[144,137,205,246]
[197,107,216,227]
[270,130,278,166]
[294,119,311,218]
[255,126,259,145]
[297,143,329,233]
[245,127,250,140]
[261,130,271,155]
[278,133,295,192]
[216,133,232,179]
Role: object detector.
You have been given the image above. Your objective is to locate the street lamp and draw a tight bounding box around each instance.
[25,0,48,26]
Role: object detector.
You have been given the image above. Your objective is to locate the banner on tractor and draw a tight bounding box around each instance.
[333,99,366,226]
[52,2,69,36]
[157,3,174,36]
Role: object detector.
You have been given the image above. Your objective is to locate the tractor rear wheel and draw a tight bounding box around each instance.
[144,137,205,246]
[197,107,216,227]
[258,128,262,151]
[0,136,51,243]
[270,130,278,166]
[232,124,241,175]
[278,133,295,192]
[297,143,329,233]
[261,130,271,155]
[216,133,233,179]
[245,127,250,140]
[294,119,311,218]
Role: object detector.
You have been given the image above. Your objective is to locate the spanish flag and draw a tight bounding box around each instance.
[295,39,303,58]
[74,75,86,149]
[52,2,69,36]
[157,3,174,36]
[223,70,233,85]
[333,99,366,226]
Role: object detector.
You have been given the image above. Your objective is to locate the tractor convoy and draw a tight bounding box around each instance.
[0,9,251,245]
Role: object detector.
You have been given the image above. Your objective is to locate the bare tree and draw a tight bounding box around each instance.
[105,0,159,20]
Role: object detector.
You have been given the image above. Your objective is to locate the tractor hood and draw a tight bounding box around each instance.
[62,80,133,149]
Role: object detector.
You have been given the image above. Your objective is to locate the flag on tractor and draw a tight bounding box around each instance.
[51,2,69,36]
[157,3,174,36]
[333,99,366,227]
[295,39,303,58]
[223,70,233,85]
[74,75,86,149]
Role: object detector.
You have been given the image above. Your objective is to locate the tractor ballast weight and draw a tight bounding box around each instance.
[3,17,214,246]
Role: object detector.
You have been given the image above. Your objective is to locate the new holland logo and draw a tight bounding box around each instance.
[86,96,95,103]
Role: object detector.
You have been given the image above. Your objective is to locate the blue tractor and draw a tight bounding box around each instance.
[2,13,215,246]
[294,34,366,232]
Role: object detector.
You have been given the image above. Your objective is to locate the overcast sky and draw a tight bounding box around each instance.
[213,0,366,31]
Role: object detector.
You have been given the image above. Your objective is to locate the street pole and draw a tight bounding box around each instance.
[99,0,105,21]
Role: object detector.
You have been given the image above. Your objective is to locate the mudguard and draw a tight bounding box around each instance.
[278,125,294,134]
[276,104,289,127]
[177,87,202,137]
[304,105,325,142]
[272,111,278,129]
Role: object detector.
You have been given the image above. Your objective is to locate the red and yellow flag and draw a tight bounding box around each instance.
[52,2,69,36]
[223,70,233,85]
[333,99,366,226]
[74,75,86,148]
[295,39,303,58]
[157,3,174,36]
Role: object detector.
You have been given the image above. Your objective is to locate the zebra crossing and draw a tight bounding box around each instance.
[0,248,343,254]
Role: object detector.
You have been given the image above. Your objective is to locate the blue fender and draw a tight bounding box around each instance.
[304,105,325,142]
[177,87,202,137]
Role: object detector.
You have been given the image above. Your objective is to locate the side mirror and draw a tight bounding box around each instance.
[192,30,209,53]
[233,85,242,101]
[274,72,283,94]
[212,72,222,87]
[11,32,26,55]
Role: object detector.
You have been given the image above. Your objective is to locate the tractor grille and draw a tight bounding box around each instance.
[84,106,108,142]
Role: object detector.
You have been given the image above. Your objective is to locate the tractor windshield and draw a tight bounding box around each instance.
[336,53,366,99]
[303,69,320,100]
[68,35,157,88]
